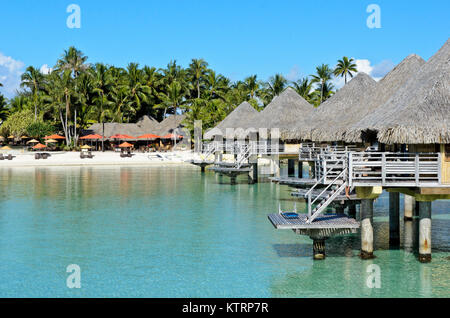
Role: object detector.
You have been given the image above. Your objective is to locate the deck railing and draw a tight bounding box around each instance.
[348,152,441,187]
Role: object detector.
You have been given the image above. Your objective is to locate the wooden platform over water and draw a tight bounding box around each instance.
[268,213,360,230]
[270,177,317,186]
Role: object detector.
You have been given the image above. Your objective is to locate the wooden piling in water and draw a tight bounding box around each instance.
[389,192,400,246]
[288,159,295,177]
[298,161,304,178]
[404,195,415,220]
[360,199,375,259]
[313,239,326,260]
[418,201,432,263]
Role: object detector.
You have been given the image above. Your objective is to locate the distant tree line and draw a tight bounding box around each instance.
[0,47,357,146]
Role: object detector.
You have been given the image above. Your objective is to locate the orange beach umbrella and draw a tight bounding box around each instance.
[44,134,65,140]
[80,134,103,140]
[119,142,133,148]
[110,134,135,139]
[138,133,160,139]
[32,143,47,150]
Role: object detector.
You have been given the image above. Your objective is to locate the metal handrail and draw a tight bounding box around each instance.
[307,168,347,219]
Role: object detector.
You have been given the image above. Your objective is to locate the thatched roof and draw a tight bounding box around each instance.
[203,101,258,139]
[285,73,377,141]
[157,114,187,137]
[85,115,161,139]
[343,54,426,142]
[345,39,449,144]
[253,87,314,139]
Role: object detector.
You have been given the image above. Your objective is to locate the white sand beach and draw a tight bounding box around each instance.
[0,150,196,167]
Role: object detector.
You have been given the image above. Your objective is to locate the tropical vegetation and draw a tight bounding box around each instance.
[0,48,356,146]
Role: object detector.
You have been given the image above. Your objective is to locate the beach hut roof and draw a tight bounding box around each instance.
[346,39,450,144]
[253,87,314,139]
[285,72,377,142]
[204,101,258,139]
[85,115,161,139]
[157,114,187,137]
[343,53,427,142]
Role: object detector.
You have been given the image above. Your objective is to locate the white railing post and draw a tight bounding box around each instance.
[348,152,353,187]
[438,152,442,184]
[415,153,420,186]
[308,192,312,218]
[382,153,386,185]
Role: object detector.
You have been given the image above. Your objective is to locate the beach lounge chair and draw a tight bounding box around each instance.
[87,151,94,159]
[0,154,3,160]
[41,153,49,160]
[7,154,12,160]
[80,152,85,159]
[35,153,41,160]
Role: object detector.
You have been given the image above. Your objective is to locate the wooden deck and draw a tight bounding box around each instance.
[270,177,317,186]
[268,213,360,230]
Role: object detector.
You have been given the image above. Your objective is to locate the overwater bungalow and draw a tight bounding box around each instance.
[269,39,450,263]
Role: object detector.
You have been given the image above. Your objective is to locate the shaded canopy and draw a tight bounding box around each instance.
[253,87,314,139]
[346,39,450,144]
[204,101,259,139]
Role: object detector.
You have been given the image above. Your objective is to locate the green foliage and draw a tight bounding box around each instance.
[0,109,34,137]
[2,46,355,143]
[26,121,56,138]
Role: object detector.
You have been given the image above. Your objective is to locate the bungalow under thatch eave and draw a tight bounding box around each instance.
[346,38,450,145]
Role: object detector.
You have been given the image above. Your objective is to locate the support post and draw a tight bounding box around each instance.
[288,159,295,177]
[312,239,326,260]
[414,201,420,218]
[389,192,400,246]
[348,202,357,218]
[404,195,415,221]
[418,201,432,263]
[230,175,237,185]
[248,162,258,184]
[298,161,304,178]
[200,165,206,173]
[360,199,375,259]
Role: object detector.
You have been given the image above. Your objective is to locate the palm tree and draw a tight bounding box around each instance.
[56,46,89,145]
[267,74,287,97]
[20,66,44,121]
[156,81,187,117]
[125,63,150,119]
[0,95,8,121]
[292,77,313,103]
[188,58,208,99]
[243,75,260,99]
[334,57,357,84]
[311,64,333,104]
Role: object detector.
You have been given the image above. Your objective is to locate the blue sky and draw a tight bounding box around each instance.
[0,0,449,98]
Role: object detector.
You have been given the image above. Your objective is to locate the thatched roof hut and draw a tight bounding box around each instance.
[203,101,258,139]
[342,54,426,142]
[345,39,449,144]
[253,87,314,139]
[287,73,377,142]
[157,114,187,138]
[85,115,161,139]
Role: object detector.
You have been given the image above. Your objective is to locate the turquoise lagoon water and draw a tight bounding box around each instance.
[0,165,449,298]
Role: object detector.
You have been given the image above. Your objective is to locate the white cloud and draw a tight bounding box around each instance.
[332,58,394,89]
[0,52,25,98]
[286,64,300,81]
[40,64,53,75]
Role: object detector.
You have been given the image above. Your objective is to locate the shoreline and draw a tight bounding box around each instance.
[0,150,196,168]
